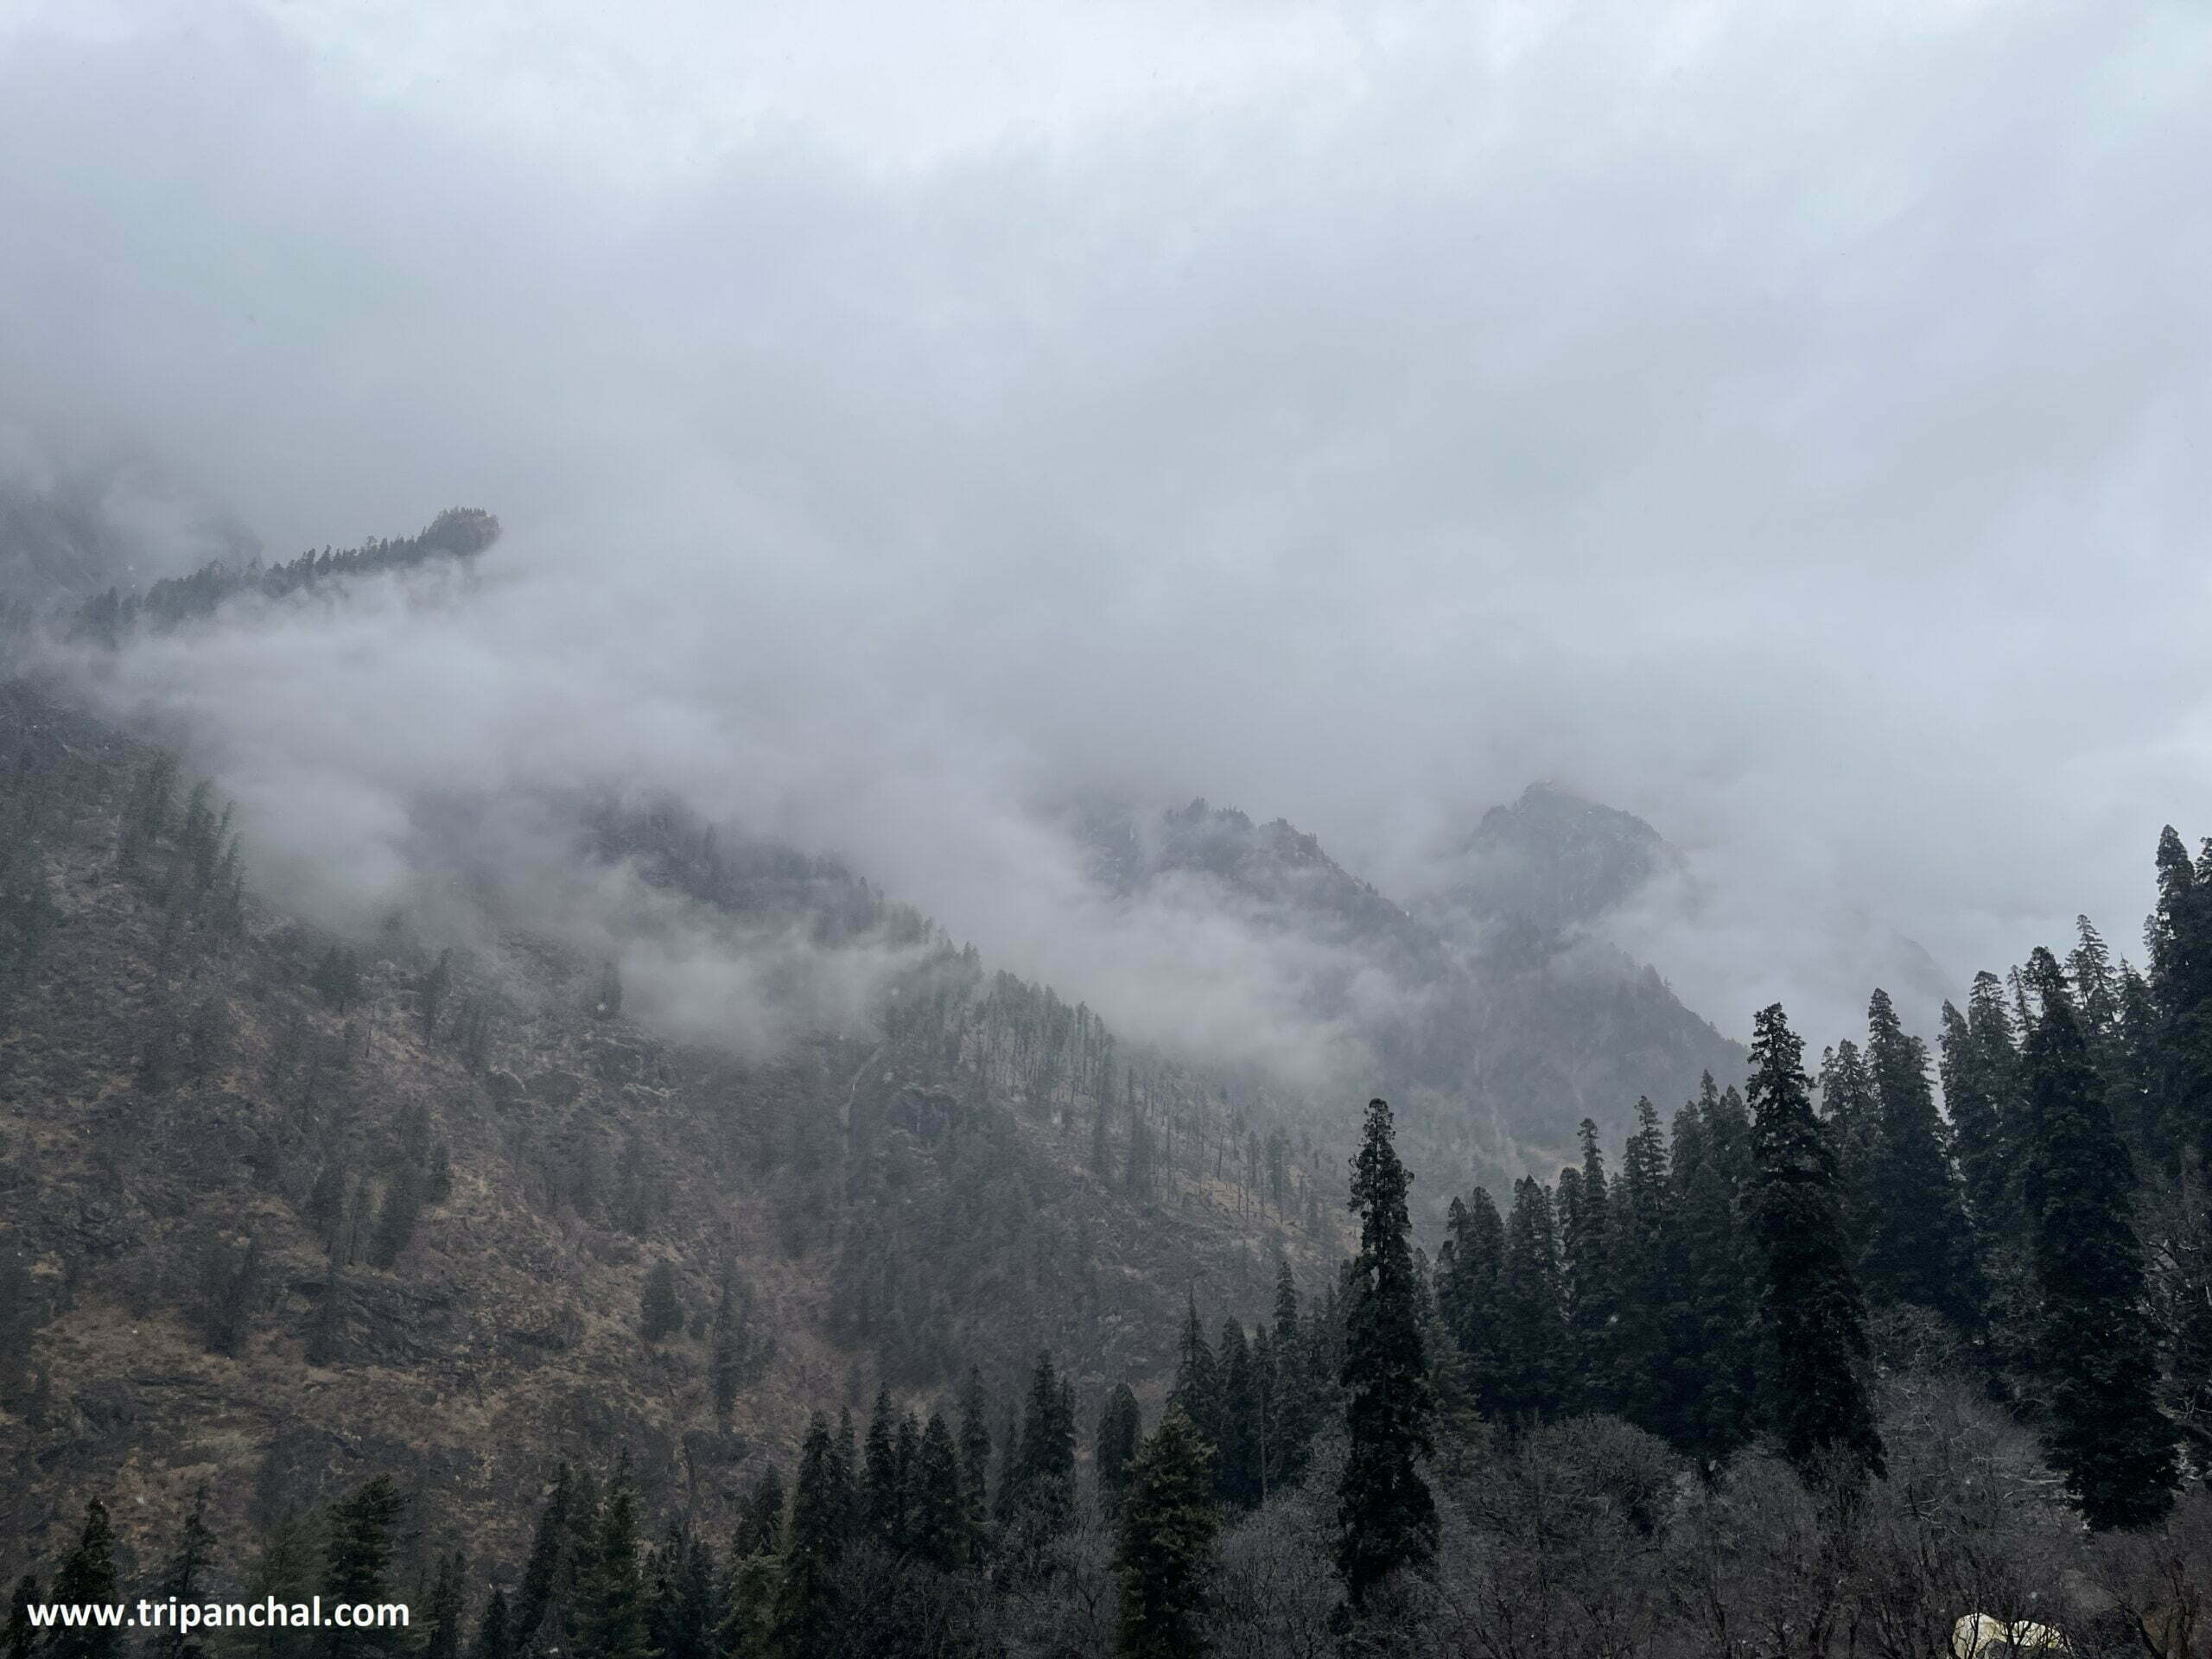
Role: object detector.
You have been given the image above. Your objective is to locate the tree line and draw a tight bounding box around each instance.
[70,509,499,644]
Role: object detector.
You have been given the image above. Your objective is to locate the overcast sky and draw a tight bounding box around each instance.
[3,0,2209,1056]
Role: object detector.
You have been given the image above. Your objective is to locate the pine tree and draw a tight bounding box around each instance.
[1265,1261,1316,1488]
[2151,828,2212,1168]
[956,1370,993,1555]
[992,1402,1022,1537]
[1747,1005,1885,1484]
[1816,1040,1881,1268]
[423,1553,466,1659]
[511,1467,574,1657]
[321,1478,405,1655]
[1560,1119,1615,1412]
[233,1511,318,1659]
[833,1410,860,1540]
[6,1578,40,1659]
[1167,1297,1218,1451]
[1862,988,1985,1328]
[769,1414,849,1657]
[146,1485,218,1659]
[1669,1091,1759,1463]
[1336,1098,1437,1607]
[2020,948,2176,1529]
[1014,1350,1077,1536]
[643,1529,715,1659]
[862,1389,906,1549]
[1952,971,2041,1367]
[469,1592,510,1659]
[2113,965,2166,1169]
[50,1500,122,1659]
[1095,1384,1143,1522]
[1434,1188,1505,1416]
[1214,1321,1262,1509]
[735,1465,786,1559]
[1496,1175,1567,1421]
[311,947,361,1014]
[1115,1406,1218,1659]
[573,1465,651,1659]
[1938,984,2011,1238]
[1608,1098,1674,1428]
[639,1262,683,1346]
[909,1413,969,1569]
[564,1469,605,1645]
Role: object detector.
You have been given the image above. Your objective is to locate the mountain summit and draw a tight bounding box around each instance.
[1072,791,1740,1189]
[1435,781,1687,935]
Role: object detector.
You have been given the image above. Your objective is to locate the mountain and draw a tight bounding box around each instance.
[1071,791,1744,1212]
[0,677,1338,1582]
[0,508,1729,1576]
[1428,780,1688,936]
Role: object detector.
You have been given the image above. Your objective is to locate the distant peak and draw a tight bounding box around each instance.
[1446,782,1679,931]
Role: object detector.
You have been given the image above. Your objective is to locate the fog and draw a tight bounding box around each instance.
[3,0,2209,1073]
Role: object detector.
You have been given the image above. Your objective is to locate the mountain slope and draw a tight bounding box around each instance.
[0,679,1336,1585]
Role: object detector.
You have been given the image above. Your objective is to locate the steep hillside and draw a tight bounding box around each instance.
[0,680,1339,1586]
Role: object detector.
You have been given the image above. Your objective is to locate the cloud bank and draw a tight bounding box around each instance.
[3,0,2209,1065]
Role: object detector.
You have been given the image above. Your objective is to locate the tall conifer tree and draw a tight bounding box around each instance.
[770,1414,850,1658]
[909,1413,968,1570]
[956,1369,993,1555]
[1497,1176,1567,1421]
[1266,1262,1317,1487]
[321,1480,405,1656]
[1938,984,2012,1239]
[1748,1005,1885,1484]
[1434,1188,1505,1416]
[1167,1298,1219,1452]
[50,1501,122,1659]
[2151,828,2212,1168]
[470,1592,510,1659]
[1336,1098,1436,1607]
[2020,948,2176,1529]
[1214,1322,1262,1509]
[1096,1384,1143,1521]
[1816,1040,1881,1268]
[146,1486,217,1659]
[1609,1098,1674,1426]
[1561,1120,1615,1412]
[1863,988,1984,1327]
[574,1465,652,1659]
[1669,1090,1758,1461]
[511,1466,573,1656]
[5,1577,39,1659]
[862,1389,905,1549]
[1115,1407,1217,1659]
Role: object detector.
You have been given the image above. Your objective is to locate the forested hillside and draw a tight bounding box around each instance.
[4,525,2212,1657]
[0,679,1342,1599]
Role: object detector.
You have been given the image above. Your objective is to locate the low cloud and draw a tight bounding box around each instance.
[5,0,2209,1077]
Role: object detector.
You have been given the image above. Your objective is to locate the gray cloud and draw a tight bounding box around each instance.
[4,0,2209,1069]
